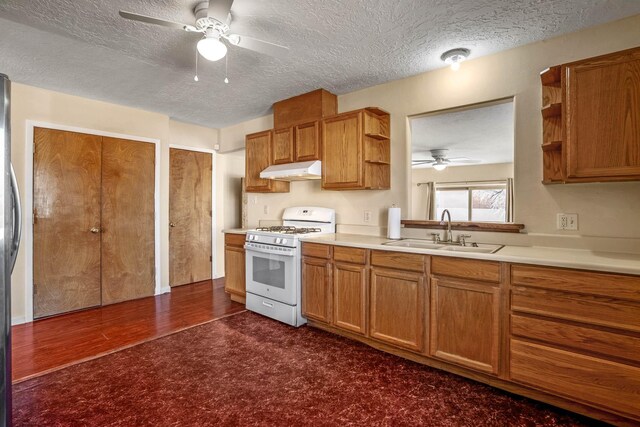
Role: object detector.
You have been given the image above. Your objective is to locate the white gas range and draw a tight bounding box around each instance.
[244,207,336,327]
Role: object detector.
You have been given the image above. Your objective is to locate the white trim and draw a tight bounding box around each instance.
[24,121,162,323]
[11,316,25,326]
[168,144,218,280]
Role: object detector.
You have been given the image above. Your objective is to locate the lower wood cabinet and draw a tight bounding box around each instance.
[224,233,246,303]
[301,256,332,323]
[429,275,501,375]
[369,267,425,352]
[333,262,368,335]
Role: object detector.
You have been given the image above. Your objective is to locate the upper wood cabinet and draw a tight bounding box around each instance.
[273,121,322,165]
[322,107,390,190]
[273,89,337,129]
[244,130,289,193]
[541,46,640,183]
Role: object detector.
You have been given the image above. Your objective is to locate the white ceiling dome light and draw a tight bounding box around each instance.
[441,48,470,71]
[197,31,228,61]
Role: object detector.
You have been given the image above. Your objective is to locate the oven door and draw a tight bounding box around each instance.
[245,245,297,305]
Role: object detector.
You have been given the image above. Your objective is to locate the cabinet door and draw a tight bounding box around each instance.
[301,257,332,323]
[430,276,500,375]
[566,48,640,179]
[224,246,246,297]
[295,121,321,161]
[333,262,367,334]
[322,112,363,189]
[370,267,425,352]
[245,131,289,193]
[273,127,295,165]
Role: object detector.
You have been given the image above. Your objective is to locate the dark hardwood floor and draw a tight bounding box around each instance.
[11,279,244,382]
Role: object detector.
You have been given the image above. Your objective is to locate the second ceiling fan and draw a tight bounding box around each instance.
[412,149,480,171]
[119,0,289,62]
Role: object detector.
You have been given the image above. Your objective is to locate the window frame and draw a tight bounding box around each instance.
[435,180,508,222]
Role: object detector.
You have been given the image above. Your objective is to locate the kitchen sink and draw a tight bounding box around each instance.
[383,240,445,250]
[437,244,503,254]
[383,239,503,254]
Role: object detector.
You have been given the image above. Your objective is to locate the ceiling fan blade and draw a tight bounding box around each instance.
[208,0,234,23]
[412,160,436,164]
[119,10,198,32]
[447,158,481,164]
[227,34,290,58]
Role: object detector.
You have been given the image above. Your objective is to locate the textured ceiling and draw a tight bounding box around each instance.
[411,99,514,166]
[1,1,639,128]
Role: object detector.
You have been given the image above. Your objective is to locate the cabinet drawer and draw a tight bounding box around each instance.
[511,314,640,363]
[334,246,367,264]
[432,257,501,284]
[511,264,640,302]
[510,339,640,418]
[511,287,640,333]
[302,243,332,259]
[371,250,425,273]
[225,233,246,248]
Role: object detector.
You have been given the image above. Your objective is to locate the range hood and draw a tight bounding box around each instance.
[260,160,322,181]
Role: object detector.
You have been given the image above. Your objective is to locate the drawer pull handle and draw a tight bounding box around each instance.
[262,301,274,308]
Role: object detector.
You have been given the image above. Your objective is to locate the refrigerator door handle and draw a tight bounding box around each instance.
[9,163,21,273]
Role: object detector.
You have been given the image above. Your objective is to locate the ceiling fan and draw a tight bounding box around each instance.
[412,149,480,171]
[119,0,289,62]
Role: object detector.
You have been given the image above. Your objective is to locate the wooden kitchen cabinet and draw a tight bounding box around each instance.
[244,130,289,193]
[541,46,640,183]
[333,261,368,335]
[370,265,426,352]
[509,264,640,420]
[322,108,390,190]
[430,257,501,375]
[273,121,322,165]
[301,255,332,323]
[224,233,246,304]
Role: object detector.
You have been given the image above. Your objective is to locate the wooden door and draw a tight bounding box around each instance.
[370,267,425,352]
[33,128,103,318]
[101,137,155,304]
[272,128,294,165]
[566,47,640,179]
[430,276,500,375]
[301,256,332,323]
[295,121,321,161]
[322,112,362,189]
[169,148,212,287]
[332,262,367,335]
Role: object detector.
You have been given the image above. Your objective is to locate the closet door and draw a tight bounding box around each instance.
[169,148,212,287]
[33,128,102,318]
[101,137,155,304]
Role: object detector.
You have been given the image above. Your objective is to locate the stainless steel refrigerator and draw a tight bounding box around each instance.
[1,73,22,427]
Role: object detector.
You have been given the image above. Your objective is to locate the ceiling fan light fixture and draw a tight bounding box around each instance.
[197,35,228,61]
[441,48,470,71]
[433,163,447,171]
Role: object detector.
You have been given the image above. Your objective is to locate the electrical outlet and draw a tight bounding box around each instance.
[363,210,371,223]
[557,213,578,230]
[252,195,258,205]
[263,205,269,215]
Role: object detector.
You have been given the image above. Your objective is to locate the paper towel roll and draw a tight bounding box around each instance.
[387,207,401,239]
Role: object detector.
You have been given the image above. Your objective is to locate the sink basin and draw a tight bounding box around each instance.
[383,239,445,250]
[438,244,504,254]
[383,239,503,254]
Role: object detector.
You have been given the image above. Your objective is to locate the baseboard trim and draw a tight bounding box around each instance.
[12,316,26,326]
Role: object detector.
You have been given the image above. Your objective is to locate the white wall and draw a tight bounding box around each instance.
[10,83,219,324]
[219,15,640,247]
[411,163,514,219]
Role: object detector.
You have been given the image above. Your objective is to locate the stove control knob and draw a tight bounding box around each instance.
[275,238,282,244]
[253,235,259,241]
[281,238,288,245]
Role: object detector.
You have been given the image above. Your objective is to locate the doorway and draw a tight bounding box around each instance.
[169,147,213,287]
[32,127,156,318]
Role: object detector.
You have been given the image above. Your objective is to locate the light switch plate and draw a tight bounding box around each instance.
[363,210,371,223]
[557,213,578,230]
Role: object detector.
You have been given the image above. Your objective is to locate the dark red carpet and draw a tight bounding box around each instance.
[13,311,600,426]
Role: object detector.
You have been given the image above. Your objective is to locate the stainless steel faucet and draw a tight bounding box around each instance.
[440,209,453,243]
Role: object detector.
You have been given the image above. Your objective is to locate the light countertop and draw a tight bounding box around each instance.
[223,229,249,234]
[300,233,640,276]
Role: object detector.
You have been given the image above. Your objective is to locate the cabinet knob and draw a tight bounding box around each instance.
[169,222,176,228]
[90,227,100,234]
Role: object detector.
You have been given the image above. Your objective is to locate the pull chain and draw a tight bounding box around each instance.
[224,53,229,84]
[194,45,199,82]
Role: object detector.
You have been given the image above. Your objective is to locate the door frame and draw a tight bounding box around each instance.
[24,121,162,323]
[169,144,217,284]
